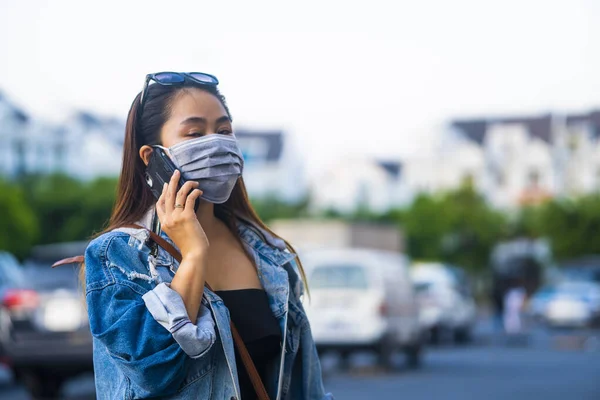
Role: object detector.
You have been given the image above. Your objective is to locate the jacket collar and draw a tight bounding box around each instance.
[134,206,296,267]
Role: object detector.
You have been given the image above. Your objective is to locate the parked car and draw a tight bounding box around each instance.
[537,281,600,328]
[301,248,424,369]
[410,262,477,344]
[0,252,26,359]
[561,255,600,284]
[0,241,91,399]
[526,285,557,321]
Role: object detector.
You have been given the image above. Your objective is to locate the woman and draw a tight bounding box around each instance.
[83,72,332,399]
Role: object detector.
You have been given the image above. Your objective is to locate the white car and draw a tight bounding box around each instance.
[410,262,477,344]
[301,248,424,369]
[541,281,600,327]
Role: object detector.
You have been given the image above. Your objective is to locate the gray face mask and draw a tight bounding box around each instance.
[157,134,244,204]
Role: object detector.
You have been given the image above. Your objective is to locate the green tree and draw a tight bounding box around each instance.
[251,195,310,222]
[381,183,506,273]
[18,174,117,244]
[524,195,600,261]
[0,178,39,259]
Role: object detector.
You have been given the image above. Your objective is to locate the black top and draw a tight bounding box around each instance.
[215,289,282,400]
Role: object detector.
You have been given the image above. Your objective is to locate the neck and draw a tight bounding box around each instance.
[195,200,220,239]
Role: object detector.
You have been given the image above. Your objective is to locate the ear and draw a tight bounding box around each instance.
[139,145,153,166]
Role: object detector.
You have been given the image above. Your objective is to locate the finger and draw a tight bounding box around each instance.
[184,189,203,212]
[166,170,180,214]
[156,183,167,219]
[175,181,199,210]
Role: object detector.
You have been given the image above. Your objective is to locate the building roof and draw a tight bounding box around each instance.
[236,129,284,162]
[377,160,403,179]
[451,114,553,144]
[565,110,600,137]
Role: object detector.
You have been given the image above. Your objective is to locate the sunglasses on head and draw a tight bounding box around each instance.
[137,72,219,123]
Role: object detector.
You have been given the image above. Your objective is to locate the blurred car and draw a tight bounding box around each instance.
[538,281,600,328]
[0,252,26,359]
[410,262,477,344]
[560,255,600,284]
[526,285,556,320]
[0,241,91,399]
[302,248,424,369]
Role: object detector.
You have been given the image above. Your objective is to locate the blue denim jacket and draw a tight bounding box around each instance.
[84,209,333,400]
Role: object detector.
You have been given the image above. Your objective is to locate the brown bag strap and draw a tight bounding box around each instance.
[125,224,271,400]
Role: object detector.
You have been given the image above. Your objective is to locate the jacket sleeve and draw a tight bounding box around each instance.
[287,303,335,400]
[284,259,334,399]
[85,234,216,398]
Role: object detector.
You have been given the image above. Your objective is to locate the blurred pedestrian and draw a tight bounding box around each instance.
[503,280,526,335]
[67,72,332,400]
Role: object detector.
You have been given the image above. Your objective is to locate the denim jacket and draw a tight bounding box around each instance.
[84,209,333,400]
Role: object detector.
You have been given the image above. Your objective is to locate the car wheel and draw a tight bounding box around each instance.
[338,351,352,371]
[454,327,472,344]
[18,369,64,400]
[405,344,422,369]
[429,326,441,345]
[377,339,395,371]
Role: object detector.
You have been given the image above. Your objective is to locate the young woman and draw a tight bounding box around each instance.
[83,72,332,399]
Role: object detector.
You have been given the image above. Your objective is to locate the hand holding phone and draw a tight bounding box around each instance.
[145,147,201,213]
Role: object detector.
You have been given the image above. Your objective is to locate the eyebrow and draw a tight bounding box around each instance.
[180,116,231,125]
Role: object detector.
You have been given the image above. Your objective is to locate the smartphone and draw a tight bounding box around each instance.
[145,147,200,212]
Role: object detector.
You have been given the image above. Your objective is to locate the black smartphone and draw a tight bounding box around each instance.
[145,147,200,212]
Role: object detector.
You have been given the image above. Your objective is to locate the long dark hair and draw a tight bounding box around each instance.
[81,81,308,291]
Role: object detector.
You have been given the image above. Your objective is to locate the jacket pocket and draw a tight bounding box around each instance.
[178,337,217,393]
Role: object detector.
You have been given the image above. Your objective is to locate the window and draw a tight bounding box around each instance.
[309,265,369,289]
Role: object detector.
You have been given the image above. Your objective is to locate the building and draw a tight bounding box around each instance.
[0,92,306,203]
[235,129,307,202]
[0,93,124,180]
[310,157,410,214]
[311,109,600,213]
[446,111,600,208]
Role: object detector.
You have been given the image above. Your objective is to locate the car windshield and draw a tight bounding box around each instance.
[0,252,25,287]
[309,264,369,289]
[555,282,598,296]
[413,282,432,293]
[21,261,80,291]
[534,286,556,297]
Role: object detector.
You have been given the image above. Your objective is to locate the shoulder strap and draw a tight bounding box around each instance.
[52,224,271,400]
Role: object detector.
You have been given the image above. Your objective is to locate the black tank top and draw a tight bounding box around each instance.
[215,289,282,400]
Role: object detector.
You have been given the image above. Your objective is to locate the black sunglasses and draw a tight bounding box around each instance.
[137,72,219,123]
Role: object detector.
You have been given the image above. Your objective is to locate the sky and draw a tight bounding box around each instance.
[1,0,599,176]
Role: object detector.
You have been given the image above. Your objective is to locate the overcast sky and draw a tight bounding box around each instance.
[1,0,599,175]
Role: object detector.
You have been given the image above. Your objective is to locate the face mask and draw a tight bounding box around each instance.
[158,134,244,204]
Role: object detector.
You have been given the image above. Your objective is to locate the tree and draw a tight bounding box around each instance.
[17,173,117,244]
[382,183,506,273]
[0,178,38,259]
[522,195,600,261]
[251,195,310,222]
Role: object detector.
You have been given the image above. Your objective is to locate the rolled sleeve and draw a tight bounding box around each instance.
[142,282,216,359]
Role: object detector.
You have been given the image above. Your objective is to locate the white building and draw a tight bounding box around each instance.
[0,93,306,202]
[447,112,600,208]
[236,129,307,203]
[310,157,410,214]
[0,92,124,180]
[312,110,600,213]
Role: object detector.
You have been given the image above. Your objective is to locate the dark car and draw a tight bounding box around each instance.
[0,242,91,399]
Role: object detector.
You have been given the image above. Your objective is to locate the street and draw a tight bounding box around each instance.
[1,323,599,399]
[325,343,600,400]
